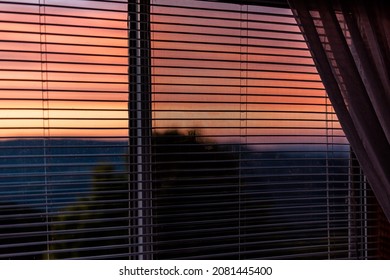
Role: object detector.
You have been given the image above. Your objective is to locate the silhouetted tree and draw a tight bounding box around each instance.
[152,130,240,259]
[47,164,129,259]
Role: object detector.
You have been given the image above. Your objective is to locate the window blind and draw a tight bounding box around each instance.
[147,0,378,259]
[0,0,382,259]
[0,0,132,259]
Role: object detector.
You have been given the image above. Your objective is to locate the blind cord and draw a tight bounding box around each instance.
[39,0,51,259]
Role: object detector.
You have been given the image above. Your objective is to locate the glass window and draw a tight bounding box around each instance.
[0,0,380,259]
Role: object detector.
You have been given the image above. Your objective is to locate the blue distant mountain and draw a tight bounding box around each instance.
[0,139,128,209]
[0,138,350,211]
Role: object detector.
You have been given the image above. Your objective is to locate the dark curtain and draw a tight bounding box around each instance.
[288,0,390,221]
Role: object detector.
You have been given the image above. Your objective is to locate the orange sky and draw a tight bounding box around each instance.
[0,0,345,146]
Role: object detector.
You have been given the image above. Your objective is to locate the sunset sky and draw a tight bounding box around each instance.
[0,0,345,147]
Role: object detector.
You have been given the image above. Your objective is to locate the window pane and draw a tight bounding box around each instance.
[149,0,373,259]
[0,0,131,259]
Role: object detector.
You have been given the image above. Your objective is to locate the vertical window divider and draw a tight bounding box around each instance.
[128,0,153,260]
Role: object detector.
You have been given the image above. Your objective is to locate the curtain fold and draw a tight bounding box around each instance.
[288,0,390,221]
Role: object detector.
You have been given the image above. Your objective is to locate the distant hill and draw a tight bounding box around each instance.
[0,139,128,209]
[0,138,350,210]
